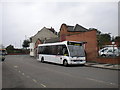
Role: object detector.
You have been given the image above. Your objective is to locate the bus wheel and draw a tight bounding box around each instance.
[41,57,44,63]
[63,60,68,66]
[2,59,5,62]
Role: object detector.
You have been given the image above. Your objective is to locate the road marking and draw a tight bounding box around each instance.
[32,79,37,83]
[41,84,46,88]
[18,70,21,73]
[110,83,118,86]
[14,65,18,68]
[86,77,118,86]
[22,73,25,76]
[13,66,47,88]
[86,78,105,83]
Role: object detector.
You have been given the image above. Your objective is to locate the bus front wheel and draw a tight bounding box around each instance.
[63,60,68,66]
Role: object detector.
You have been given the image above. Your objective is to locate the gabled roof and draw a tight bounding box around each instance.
[44,37,60,43]
[30,27,57,39]
[67,26,74,32]
[67,24,88,32]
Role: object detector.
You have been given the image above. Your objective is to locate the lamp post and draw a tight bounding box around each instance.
[112,37,115,57]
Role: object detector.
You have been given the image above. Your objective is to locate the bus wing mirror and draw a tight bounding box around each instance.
[83,42,87,44]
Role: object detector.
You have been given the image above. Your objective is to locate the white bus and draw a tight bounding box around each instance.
[37,41,86,66]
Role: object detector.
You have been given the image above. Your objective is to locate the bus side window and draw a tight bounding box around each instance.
[45,46,50,54]
[39,46,45,54]
[38,47,43,54]
[43,46,48,54]
[57,45,63,55]
[51,45,57,55]
[62,45,68,56]
[38,47,40,54]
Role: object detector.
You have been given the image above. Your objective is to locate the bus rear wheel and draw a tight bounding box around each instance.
[63,60,68,66]
[41,57,44,63]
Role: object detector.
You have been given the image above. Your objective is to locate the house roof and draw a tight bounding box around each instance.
[30,27,58,40]
[67,26,74,31]
[66,24,88,32]
[44,37,60,43]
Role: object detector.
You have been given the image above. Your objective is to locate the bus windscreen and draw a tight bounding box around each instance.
[67,42,82,46]
[68,45,85,57]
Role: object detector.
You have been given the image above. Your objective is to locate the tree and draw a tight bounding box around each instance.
[6,45,15,54]
[97,33,111,48]
[6,45,14,50]
[114,36,120,42]
[114,36,120,47]
[22,39,30,49]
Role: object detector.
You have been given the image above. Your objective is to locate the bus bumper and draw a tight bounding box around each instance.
[68,60,86,65]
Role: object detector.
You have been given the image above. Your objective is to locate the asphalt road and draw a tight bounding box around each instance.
[2,55,119,88]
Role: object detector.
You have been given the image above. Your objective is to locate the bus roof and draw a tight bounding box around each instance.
[38,41,86,47]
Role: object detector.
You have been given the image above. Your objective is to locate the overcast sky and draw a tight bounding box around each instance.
[0,0,119,48]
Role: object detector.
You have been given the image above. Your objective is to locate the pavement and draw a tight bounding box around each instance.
[85,62,120,70]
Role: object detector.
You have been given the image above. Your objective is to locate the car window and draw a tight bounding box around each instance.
[118,49,120,52]
[113,49,117,52]
[107,49,113,52]
[101,48,108,52]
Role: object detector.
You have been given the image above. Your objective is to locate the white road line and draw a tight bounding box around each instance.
[87,78,104,83]
[14,65,18,68]
[86,77,118,86]
[41,84,46,88]
[32,79,37,83]
[18,70,21,73]
[110,83,118,86]
[13,66,47,88]
[22,73,25,76]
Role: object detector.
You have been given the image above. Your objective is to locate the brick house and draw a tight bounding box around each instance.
[59,23,98,61]
[30,27,58,43]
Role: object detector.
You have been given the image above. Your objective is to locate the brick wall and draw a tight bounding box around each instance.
[66,30,98,61]
[34,39,42,57]
[60,24,82,41]
[96,57,120,64]
[35,39,42,48]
